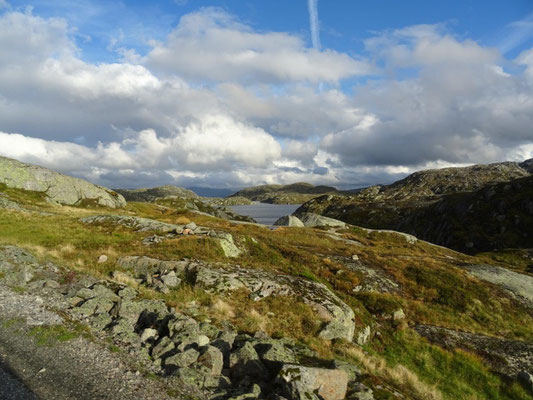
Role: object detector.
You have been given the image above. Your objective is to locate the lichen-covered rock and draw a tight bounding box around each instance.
[299,213,346,228]
[152,337,175,360]
[356,326,371,346]
[277,365,348,400]
[165,348,200,369]
[117,256,189,284]
[217,233,242,258]
[81,215,183,233]
[197,345,224,376]
[462,264,533,310]
[190,265,355,342]
[0,156,126,208]
[229,342,268,380]
[273,215,304,227]
[415,325,533,381]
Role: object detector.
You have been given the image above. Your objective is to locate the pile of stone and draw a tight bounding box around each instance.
[68,280,360,400]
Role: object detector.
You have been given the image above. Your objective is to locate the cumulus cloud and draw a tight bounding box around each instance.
[0,114,280,173]
[323,25,533,167]
[146,8,370,83]
[0,9,532,191]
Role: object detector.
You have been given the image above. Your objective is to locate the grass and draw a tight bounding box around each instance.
[28,323,89,346]
[372,330,532,400]
[1,186,532,398]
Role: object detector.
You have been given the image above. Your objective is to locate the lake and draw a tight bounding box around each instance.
[229,203,301,225]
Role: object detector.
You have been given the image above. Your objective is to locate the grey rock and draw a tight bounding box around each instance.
[356,326,372,346]
[217,233,242,258]
[350,383,374,400]
[116,255,189,281]
[197,345,224,375]
[140,328,158,342]
[461,264,533,309]
[299,213,346,228]
[151,336,175,359]
[110,318,141,344]
[165,348,200,368]
[185,222,198,231]
[82,215,183,234]
[227,384,262,400]
[198,322,221,340]
[89,312,113,330]
[277,364,349,400]
[118,299,168,326]
[273,215,305,227]
[229,342,268,380]
[161,271,181,288]
[332,360,361,382]
[415,325,533,380]
[255,340,296,371]
[0,156,126,208]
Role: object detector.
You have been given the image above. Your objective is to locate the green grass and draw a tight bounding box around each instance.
[376,330,532,400]
[28,323,88,346]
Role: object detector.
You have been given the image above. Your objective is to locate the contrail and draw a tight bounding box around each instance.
[307,0,321,50]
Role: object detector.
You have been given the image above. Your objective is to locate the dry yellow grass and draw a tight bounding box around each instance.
[212,299,235,319]
[343,345,442,400]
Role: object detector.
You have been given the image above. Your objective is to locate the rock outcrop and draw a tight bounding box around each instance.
[415,325,533,383]
[294,159,533,253]
[273,215,304,227]
[461,264,533,309]
[299,213,346,228]
[0,156,126,208]
[81,215,243,257]
[116,256,356,342]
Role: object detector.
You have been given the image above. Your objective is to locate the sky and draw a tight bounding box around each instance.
[0,0,532,190]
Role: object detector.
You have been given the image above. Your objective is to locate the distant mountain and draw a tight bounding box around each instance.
[115,185,198,202]
[187,187,236,198]
[228,182,339,204]
[295,159,533,253]
[0,156,126,208]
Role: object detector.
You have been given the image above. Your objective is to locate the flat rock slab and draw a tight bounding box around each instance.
[463,264,533,309]
[415,324,533,379]
[81,214,184,233]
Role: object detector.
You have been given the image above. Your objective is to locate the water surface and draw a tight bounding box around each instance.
[229,203,300,225]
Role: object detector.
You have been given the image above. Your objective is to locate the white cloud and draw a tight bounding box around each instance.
[146,8,370,84]
[0,9,532,191]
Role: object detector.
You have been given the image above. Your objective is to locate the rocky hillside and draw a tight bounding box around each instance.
[0,156,126,208]
[295,159,533,253]
[229,182,339,204]
[0,163,532,399]
[116,185,255,223]
[115,185,199,202]
[396,175,533,253]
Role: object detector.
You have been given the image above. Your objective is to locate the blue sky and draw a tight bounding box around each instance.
[0,0,532,189]
[11,0,533,62]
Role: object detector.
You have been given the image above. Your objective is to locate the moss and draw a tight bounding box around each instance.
[29,324,86,346]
